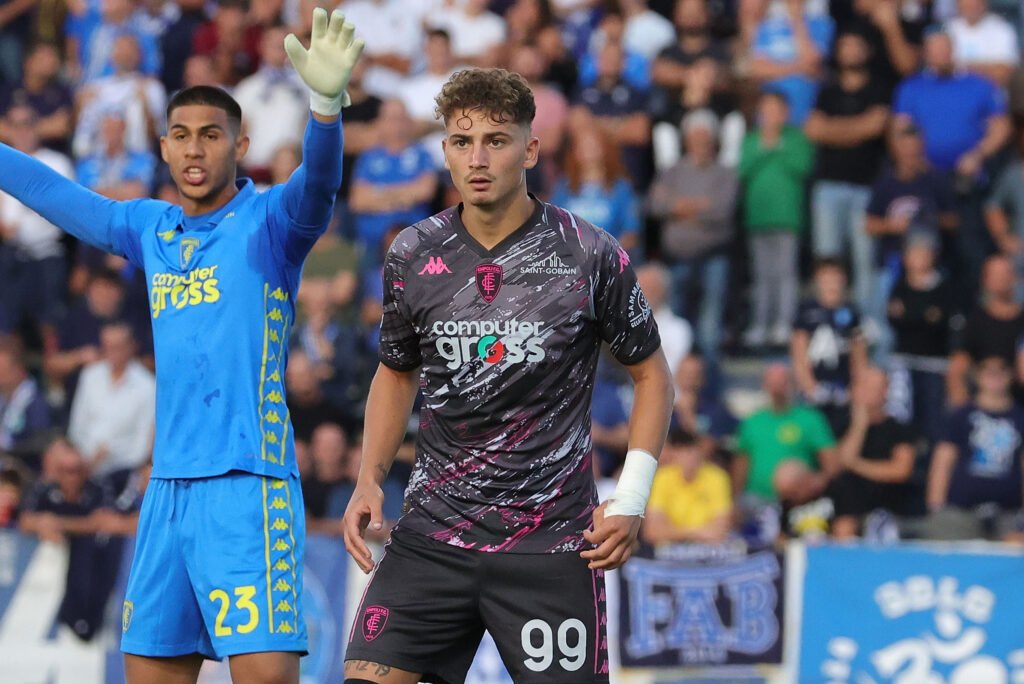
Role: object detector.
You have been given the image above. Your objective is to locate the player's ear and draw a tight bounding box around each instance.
[234,133,250,162]
[523,133,540,171]
[159,135,169,164]
[441,138,450,170]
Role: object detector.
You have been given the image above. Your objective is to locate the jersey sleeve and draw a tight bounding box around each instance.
[591,231,661,365]
[265,114,343,267]
[378,232,422,371]
[0,142,151,267]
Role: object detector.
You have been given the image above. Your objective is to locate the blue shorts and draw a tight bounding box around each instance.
[120,471,307,659]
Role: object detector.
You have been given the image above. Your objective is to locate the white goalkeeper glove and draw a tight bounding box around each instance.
[284,8,365,116]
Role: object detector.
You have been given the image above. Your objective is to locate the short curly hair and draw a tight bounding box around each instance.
[434,68,536,127]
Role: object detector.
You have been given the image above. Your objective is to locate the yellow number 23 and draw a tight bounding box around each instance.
[209,585,259,637]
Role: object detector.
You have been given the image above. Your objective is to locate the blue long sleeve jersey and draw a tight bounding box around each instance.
[0,114,343,479]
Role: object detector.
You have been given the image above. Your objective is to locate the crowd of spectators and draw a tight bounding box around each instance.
[5,0,1024,602]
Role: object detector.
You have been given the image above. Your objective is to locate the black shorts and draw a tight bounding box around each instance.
[345,528,609,684]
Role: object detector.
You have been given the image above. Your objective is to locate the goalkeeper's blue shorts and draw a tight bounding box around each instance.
[120,471,307,659]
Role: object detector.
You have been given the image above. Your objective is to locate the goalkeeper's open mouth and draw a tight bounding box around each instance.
[183,166,208,186]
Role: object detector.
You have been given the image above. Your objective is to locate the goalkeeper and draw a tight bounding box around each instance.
[0,9,362,684]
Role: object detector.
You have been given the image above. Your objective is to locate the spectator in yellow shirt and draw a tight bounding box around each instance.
[642,428,733,545]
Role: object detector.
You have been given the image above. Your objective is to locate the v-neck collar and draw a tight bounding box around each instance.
[177,179,254,233]
[452,194,544,259]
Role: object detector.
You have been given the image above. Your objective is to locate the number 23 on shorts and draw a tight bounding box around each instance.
[208,585,259,636]
[521,618,588,673]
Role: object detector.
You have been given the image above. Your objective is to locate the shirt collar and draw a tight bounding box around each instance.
[177,178,254,232]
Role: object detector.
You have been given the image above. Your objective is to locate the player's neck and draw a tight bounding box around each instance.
[181,179,240,217]
[461,190,535,251]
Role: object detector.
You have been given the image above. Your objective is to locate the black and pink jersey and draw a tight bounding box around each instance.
[379,198,661,553]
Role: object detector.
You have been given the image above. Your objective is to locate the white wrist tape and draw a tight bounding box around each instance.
[309,90,344,116]
[605,448,658,518]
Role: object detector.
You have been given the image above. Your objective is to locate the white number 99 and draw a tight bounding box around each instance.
[521,618,587,672]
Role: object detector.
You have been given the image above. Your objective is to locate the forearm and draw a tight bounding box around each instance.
[838,421,869,468]
[625,351,674,457]
[847,456,909,483]
[359,364,419,486]
[791,335,817,393]
[749,58,802,81]
[36,110,72,140]
[927,446,956,509]
[281,114,343,227]
[946,353,970,405]
[879,23,919,75]
[974,116,1011,159]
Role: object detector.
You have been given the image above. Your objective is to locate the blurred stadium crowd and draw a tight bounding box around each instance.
[5,0,1024,616]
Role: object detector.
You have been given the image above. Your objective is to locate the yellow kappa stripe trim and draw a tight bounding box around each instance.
[262,476,275,634]
[258,283,270,462]
[284,479,299,633]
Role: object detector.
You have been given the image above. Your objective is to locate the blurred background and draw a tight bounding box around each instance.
[4,0,1024,681]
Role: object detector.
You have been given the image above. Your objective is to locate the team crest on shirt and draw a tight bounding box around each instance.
[122,600,134,632]
[362,605,390,641]
[180,237,201,269]
[475,263,503,303]
[627,282,652,328]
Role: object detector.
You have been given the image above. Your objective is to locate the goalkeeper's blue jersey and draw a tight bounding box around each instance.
[0,114,343,479]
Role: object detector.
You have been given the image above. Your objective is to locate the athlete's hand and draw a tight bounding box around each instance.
[284,7,365,112]
[342,481,386,574]
[581,502,641,570]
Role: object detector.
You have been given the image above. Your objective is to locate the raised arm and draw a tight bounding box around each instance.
[269,8,364,265]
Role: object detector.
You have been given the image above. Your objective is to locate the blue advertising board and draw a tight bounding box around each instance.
[800,544,1024,684]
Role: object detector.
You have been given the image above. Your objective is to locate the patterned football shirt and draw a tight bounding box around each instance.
[380,198,661,553]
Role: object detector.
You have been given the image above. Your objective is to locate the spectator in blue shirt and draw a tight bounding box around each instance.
[749,0,835,124]
[75,108,156,200]
[551,123,640,253]
[578,12,651,91]
[349,99,437,268]
[70,0,160,83]
[570,39,652,188]
[893,28,1011,305]
[893,30,1010,175]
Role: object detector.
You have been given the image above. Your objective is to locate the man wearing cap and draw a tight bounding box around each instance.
[648,107,737,371]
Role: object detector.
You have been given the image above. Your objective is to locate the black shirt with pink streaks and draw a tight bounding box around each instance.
[379,198,661,553]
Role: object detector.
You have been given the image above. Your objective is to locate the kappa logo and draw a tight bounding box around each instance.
[476,263,503,303]
[362,605,390,642]
[180,237,200,269]
[122,600,134,633]
[418,256,452,276]
[521,252,575,276]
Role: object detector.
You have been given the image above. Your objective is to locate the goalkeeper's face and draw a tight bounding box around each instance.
[442,108,538,210]
[160,104,249,213]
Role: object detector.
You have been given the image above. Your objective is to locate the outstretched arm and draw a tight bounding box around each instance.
[0,144,147,265]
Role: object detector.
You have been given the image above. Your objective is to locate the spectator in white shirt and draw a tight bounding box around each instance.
[68,322,155,481]
[946,0,1019,87]
[0,104,74,338]
[615,0,676,60]
[636,262,694,374]
[73,33,166,159]
[429,0,506,67]
[399,28,461,147]
[233,24,308,182]
[338,0,423,97]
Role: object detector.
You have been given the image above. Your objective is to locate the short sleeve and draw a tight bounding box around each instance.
[806,408,837,450]
[591,233,661,365]
[937,408,965,446]
[793,301,815,332]
[378,237,422,371]
[707,467,733,517]
[982,79,1008,117]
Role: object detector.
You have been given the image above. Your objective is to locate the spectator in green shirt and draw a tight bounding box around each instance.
[739,90,815,349]
[733,363,837,505]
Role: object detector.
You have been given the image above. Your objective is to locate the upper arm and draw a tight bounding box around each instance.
[592,234,661,365]
[891,442,916,480]
[378,237,422,371]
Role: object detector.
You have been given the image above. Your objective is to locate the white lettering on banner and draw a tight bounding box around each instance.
[821,575,1024,684]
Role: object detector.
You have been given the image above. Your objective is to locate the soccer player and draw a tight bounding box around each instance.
[0,10,363,684]
[342,69,674,684]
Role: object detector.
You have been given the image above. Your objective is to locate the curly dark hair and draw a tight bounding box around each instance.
[434,68,536,127]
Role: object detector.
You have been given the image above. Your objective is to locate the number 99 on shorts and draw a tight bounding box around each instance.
[521,618,587,673]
